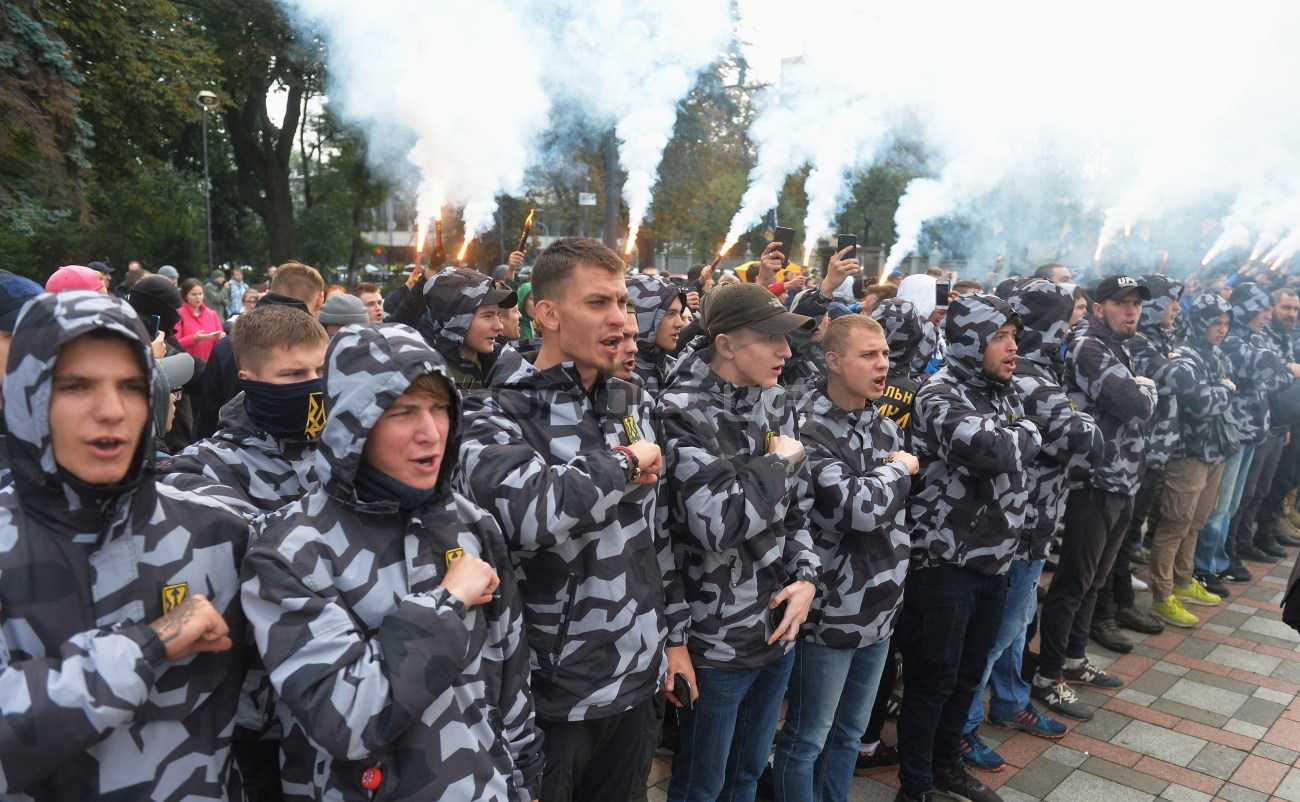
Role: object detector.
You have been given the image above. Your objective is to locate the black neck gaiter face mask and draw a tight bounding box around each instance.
[240,378,326,439]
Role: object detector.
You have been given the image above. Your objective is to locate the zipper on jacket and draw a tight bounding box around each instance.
[549,574,579,679]
[714,553,739,617]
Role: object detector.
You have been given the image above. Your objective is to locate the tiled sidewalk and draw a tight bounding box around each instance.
[647,556,1300,801]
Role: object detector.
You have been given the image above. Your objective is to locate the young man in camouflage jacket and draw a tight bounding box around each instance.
[959,279,1102,771]
[897,292,1043,802]
[1223,283,1300,565]
[870,297,927,431]
[242,323,543,802]
[1033,276,1157,721]
[1150,294,1239,628]
[458,238,682,801]
[770,314,918,802]
[417,266,518,396]
[164,305,329,515]
[0,292,248,800]
[626,274,688,395]
[659,280,820,802]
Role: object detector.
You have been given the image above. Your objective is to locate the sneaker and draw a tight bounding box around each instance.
[1175,579,1222,607]
[1115,605,1165,634]
[1219,564,1253,584]
[934,759,1003,802]
[1238,543,1280,563]
[1130,575,1149,592]
[1030,676,1094,721]
[855,743,901,776]
[959,731,1006,772]
[1193,572,1230,598]
[1089,618,1133,653]
[1062,659,1125,689]
[1152,594,1199,627]
[987,704,1068,739]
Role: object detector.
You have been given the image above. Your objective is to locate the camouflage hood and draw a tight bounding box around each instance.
[1189,292,1233,341]
[943,291,1021,384]
[1137,274,1183,336]
[4,291,156,523]
[626,274,687,353]
[1008,278,1074,368]
[416,267,512,376]
[1230,282,1273,324]
[316,323,460,501]
[871,298,926,371]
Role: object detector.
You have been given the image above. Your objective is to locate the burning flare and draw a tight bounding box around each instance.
[457,239,470,262]
[516,208,535,253]
[624,227,638,258]
[710,239,736,271]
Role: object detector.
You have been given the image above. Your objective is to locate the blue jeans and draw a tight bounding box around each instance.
[1195,445,1254,575]
[965,559,1045,732]
[667,649,795,802]
[772,640,890,802]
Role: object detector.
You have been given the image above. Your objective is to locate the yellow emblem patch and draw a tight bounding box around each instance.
[162,583,188,615]
[764,431,775,452]
[445,547,465,567]
[621,415,642,444]
[304,391,326,439]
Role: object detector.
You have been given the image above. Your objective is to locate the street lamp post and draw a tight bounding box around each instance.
[196,91,218,274]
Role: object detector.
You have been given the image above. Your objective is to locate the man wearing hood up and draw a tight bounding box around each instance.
[1209,282,1300,568]
[418,266,518,396]
[457,238,681,801]
[957,279,1102,772]
[896,274,946,376]
[1149,294,1239,629]
[1089,275,1188,653]
[871,298,927,430]
[1032,276,1156,723]
[897,292,1044,802]
[0,292,249,800]
[242,323,543,802]
[626,274,688,396]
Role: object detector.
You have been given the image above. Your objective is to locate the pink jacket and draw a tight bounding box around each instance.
[175,303,223,361]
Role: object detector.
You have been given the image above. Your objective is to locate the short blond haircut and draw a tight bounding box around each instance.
[232,305,328,374]
[822,314,885,356]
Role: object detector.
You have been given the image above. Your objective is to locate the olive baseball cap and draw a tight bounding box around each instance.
[704,282,815,338]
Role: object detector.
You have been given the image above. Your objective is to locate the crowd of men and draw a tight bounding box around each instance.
[0,237,1297,802]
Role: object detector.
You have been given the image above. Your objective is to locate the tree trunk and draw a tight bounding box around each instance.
[222,76,303,265]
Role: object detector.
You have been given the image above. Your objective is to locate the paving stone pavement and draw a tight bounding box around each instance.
[644,555,1300,801]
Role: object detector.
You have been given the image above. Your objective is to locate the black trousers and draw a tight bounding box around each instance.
[1038,487,1134,679]
[1229,434,1284,557]
[1097,469,1163,620]
[897,563,1007,796]
[1262,432,1300,522]
[538,696,658,802]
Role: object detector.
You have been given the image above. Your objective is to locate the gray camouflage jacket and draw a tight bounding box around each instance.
[1131,275,1190,472]
[1063,313,1157,495]
[796,383,911,649]
[1219,283,1295,446]
[871,299,926,431]
[627,274,686,396]
[909,292,1042,576]
[1172,294,1237,464]
[0,292,249,800]
[1007,280,1103,553]
[163,392,319,514]
[458,347,681,722]
[779,287,834,388]
[242,324,542,802]
[659,347,819,670]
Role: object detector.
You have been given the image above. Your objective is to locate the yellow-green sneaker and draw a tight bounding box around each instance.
[1174,579,1222,607]
[1152,595,1199,628]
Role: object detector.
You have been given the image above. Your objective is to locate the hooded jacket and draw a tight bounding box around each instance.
[796,382,911,649]
[162,391,320,514]
[659,347,819,670]
[457,346,681,722]
[908,292,1042,576]
[1219,282,1295,446]
[1172,294,1237,464]
[241,324,542,802]
[626,274,687,396]
[1006,280,1104,551]
[1131,275,1192,472]
[778,286,835,388]
[871,298,926,430]
[1062,310,1158,495]
[0,292,249,800]
[897,275,940,374]
[417,267,503,396]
